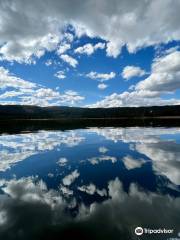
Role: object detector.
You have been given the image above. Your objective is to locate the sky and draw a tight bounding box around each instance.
[0,0,180,108]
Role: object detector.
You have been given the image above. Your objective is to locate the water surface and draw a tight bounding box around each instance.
[0,127,180,239]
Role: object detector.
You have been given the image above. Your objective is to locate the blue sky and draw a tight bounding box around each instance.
[0,0,180,107]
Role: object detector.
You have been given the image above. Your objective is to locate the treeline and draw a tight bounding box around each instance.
[0,105,180,119]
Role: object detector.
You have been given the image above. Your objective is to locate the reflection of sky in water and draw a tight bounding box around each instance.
[0,127,180,240]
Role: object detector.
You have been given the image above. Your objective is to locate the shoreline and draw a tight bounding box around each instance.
[1,116,180,121]
[0,117,180,134]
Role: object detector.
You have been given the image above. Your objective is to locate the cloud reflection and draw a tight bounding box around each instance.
[0,131,84,171]
[0,127,180,239]
[89,127,180,143]
[0,176,179,240]
[122,155,146,170]
[88,127,180,185]
[135,142,180,185]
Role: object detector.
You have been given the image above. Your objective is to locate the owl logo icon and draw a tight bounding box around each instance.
[135,227,143,236]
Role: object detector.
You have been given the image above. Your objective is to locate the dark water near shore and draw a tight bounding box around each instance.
[0,126,180,239]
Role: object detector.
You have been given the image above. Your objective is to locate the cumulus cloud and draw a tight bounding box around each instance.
[88,49,180,108]
[0,91,24,99]
[0,0,180,63]
[60,54,78,68]
[0,67,84,106]
[57,43,71,55]
[1,0,180,108]
[0,34,60,64]
[34,88,60,98]
[122,65,146,80]
[54,70,66,79]
[0,66,36,90]
[74,42,105,55]
[86,71,116,81]
[87,91,180,108]
[136,50,180,93]
[45,59,53,66]
[57,90,84,104]
[97,83,108,90]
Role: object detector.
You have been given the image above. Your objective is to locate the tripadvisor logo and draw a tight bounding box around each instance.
[135,227,143,236]
[135,227,174,236]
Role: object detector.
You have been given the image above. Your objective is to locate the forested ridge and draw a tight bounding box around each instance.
[0,105,180,119]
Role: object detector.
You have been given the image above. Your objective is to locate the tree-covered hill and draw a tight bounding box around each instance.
[0,105,180,119]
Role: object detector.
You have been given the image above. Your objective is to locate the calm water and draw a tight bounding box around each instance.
[0,127,180,240]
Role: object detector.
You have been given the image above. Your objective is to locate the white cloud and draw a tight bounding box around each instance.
[87,91,180,108]
[45,59,53,66]
[86,71,116,81]
[95,42,106,50]
[106,41,123,58]
[0,66,36,90]
[0,1,180,108]
[57,43,71,55]
[0,67,55,105]
[122,65,146,80]
[60,54,78,68]
[58,90,84,104]
[0,67,84,106]
[34,88,60,98]
[0,0,180,63]
[64,33,74,43]
[136,50,180,93]
[0,33,61,64]
[54,70,66,79]
[0,91,24,99]
[97,83,108,90]
[74,42,105,55]
[22,89,84,106]
[88,49,180,108]
[165,46,180,55]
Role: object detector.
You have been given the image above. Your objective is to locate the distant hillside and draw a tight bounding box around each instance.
[0,105,180,120]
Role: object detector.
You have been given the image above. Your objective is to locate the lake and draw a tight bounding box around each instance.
[0,126,180,240]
